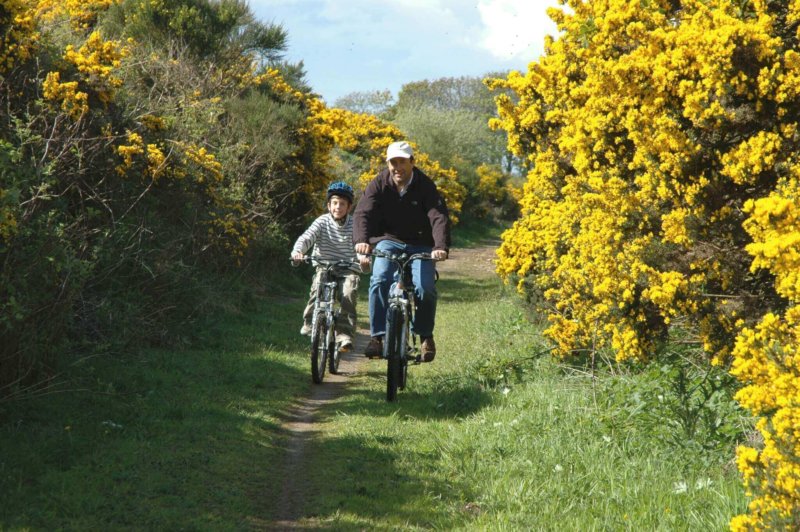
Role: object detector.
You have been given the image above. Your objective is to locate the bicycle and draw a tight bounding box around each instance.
[295,257,359,384]
[370,250,436,402]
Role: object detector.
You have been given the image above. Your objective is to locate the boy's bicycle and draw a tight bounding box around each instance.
[297,257,359,384]
[370,250,436,401]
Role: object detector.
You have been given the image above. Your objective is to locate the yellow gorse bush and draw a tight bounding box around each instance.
[0,0,40,71]
[489,0,800,527]
[730,171,800,530]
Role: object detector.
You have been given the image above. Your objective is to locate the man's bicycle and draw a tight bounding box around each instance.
[371,250,436,401]
[297,257,358,384]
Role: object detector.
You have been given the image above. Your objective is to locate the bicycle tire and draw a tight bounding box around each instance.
[399,322,408,390]
[386,305,403,401]
[328,317,340,374]
[311,313,328,384]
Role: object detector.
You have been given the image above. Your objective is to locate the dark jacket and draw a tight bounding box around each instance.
[353,167,451,251]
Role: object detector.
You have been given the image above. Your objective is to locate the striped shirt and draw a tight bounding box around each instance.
[292,213,360,273]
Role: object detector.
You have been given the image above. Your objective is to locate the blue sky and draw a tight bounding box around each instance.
[247,0,561,105]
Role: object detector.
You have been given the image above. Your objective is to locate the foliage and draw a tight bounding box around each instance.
[394,76,520,219]
[0,0,320,397]
[488,0,800,527]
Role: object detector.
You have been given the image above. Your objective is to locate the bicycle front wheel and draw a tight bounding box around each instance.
[385,305,403,402]
[328,318,340,374]
[311,314,328,384]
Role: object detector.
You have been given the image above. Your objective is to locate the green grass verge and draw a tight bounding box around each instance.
[0,252,747,530]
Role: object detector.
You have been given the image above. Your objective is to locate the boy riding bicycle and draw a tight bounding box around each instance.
[291,182,369,352]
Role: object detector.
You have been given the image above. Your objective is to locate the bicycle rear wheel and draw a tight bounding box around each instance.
[386,305,403,401]
[328,318,340,374]
[311,314,328,384]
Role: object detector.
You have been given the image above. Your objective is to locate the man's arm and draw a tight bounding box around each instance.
[424,182,451,260]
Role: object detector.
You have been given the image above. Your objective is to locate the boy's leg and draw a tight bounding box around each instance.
[336,273,359,347]
[301,269,322,335]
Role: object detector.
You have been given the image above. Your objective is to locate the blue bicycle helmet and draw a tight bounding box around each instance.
[326,181,354,203]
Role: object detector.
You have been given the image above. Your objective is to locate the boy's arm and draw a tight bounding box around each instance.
[291,217,324,259]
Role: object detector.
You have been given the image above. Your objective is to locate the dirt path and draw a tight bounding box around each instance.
[264,243,498,529]
[266,333,370,530]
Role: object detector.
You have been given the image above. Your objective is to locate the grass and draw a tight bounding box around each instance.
[450,215,507,247]
[0,239,748,529]
[0,267,312,529]
[290,256,748,530]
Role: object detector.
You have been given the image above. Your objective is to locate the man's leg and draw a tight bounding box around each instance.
[366,240,402,356]
[409,246,437,337]
[409,246,437,361]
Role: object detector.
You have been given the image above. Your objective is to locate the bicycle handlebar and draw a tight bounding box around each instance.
[369,250,435,263]
[290,256,359,270]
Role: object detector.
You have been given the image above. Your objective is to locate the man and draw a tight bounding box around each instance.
[353,141,451,362]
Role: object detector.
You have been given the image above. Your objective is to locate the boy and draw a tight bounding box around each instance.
[291,181,369,351]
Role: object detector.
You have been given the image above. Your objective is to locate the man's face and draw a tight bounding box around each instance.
[387,157,414,185]
[328,196,350,220]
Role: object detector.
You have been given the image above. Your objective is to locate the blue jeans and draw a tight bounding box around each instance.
[369,240,437,338]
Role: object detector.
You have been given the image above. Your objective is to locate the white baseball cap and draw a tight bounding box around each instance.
[386,141,413,160]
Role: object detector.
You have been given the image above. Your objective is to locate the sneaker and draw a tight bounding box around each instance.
[364,336,383,359]
[421,337,436,362]
[338,340,354,352]
[300,323,312,336]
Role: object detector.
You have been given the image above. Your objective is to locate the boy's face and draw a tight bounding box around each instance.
[328,195,351,220]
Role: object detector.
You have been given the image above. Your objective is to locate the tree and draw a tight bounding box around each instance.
[333,89,394,117]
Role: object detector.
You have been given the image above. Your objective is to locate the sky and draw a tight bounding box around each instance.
[247,0,562,105]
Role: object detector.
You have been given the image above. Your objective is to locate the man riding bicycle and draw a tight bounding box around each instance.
[353,141,451,362]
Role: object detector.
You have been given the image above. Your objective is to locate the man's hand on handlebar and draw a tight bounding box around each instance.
[432,249,448,261]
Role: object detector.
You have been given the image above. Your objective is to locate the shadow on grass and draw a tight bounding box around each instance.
[268,431,476,531]
[325,369,491,422]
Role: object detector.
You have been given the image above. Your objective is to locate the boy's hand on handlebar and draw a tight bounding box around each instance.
[355,243,371,255]
[432,249,448,261]
[291,251,305,266]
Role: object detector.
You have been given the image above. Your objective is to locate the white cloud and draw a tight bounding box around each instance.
[477,0,559,60]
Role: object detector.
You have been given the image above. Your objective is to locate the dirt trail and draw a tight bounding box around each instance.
[266,334,370,530]
[263,243,498,529]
